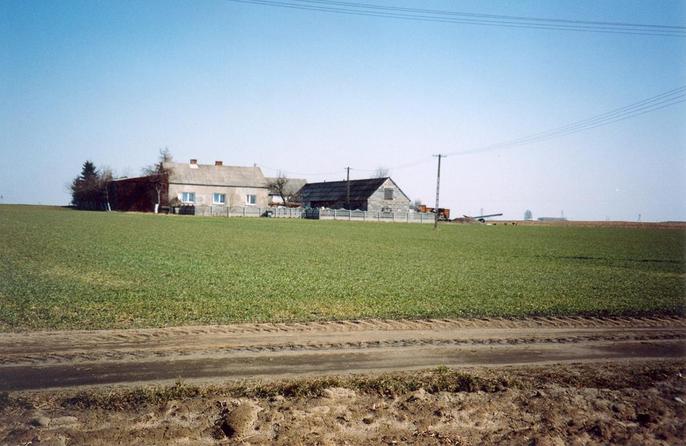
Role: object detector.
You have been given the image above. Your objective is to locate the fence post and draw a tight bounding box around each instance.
[243,207,246,217]
[349,210,351,221]
[420,213,423,223]
[407,212,409,223]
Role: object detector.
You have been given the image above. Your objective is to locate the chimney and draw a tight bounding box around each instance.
[190,159,197,165]
[215,160,223,166]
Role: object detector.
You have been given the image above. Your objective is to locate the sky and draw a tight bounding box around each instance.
[1,0,685,221]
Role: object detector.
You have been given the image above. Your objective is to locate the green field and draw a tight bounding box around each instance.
[1,205,684,331]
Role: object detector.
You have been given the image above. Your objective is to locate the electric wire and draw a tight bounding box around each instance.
[297,0,686,32]
[227,0,686,37]
[447,87,686,156]
[260,87,685,175]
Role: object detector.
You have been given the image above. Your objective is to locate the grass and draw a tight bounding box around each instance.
[0,204,684,331]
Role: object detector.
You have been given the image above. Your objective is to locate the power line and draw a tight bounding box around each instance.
[259,164,343,176]
[446,86,686,156]
[227,0,686,37]
[258,86,684,176]
[299,0,686,31]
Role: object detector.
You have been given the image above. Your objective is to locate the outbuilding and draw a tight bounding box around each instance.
[298,177,410,213]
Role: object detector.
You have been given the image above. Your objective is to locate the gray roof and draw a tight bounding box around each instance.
[265,177,307,195]
[299,177,389,202]
[165,162,268,188]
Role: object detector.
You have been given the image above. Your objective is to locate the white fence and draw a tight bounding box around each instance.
[191,205,435,223]
[317,208,435,224]
[193,205,302,218]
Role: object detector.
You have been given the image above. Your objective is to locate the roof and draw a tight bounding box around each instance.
[265,177,307,195]
[110,175,158,183]
[164,162,268,188]
[299,177,389,202]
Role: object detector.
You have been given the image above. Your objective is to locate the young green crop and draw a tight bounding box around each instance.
[0,205,684,331]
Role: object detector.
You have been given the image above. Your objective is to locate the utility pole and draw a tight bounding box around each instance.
[345,166,351,210]
[433,154,445,230]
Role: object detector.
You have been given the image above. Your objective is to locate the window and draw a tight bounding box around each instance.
[179,192,195,203]
[213,193,226,205]
[384,188,394,200]
[246,194,257,205]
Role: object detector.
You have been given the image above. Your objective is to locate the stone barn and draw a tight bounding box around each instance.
[298,177,410,213]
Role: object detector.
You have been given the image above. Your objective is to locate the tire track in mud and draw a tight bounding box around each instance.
[3,315,684,346]
[2,331,685,366]
[1,316,684,391]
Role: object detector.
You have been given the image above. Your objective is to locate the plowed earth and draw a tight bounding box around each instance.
[1,317,684,445]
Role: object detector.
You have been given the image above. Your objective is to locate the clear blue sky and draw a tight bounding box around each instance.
[2,0,684,221]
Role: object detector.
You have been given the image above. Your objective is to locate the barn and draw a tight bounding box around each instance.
[298,177,410,213]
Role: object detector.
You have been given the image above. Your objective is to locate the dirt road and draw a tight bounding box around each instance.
[2,316,684,392]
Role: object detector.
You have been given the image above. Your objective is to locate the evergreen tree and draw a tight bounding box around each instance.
[70,161,108,210]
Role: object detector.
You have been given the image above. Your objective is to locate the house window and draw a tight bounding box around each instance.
[179,192,195,203]
[246,194,257,205]
[213,193,226,205]
[384,188,394,200]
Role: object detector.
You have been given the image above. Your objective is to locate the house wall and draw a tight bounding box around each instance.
[366,178,410,213]
[168,183,269,208]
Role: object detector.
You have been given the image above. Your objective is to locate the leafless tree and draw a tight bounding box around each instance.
[267,171,300,206]
[143,148,173,208]
[373,167,390,178]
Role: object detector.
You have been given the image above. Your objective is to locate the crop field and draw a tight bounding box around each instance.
[0,205,684,331]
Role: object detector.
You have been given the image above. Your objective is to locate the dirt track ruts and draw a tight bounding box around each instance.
[1,316,684,392]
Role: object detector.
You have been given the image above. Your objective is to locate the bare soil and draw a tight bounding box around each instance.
[1,362,685,445]
[1,316,685,391]
[1,317,684,445]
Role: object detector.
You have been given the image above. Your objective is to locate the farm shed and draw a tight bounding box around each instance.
[108,175,167,212]
[298,177,411,213]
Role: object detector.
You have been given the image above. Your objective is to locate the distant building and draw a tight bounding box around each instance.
[537,217,568,222]
[108,159,269,212]
[298,177,411,213]
[165,159,268,209]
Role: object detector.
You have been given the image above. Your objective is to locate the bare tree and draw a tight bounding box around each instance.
[100,167,113,211]
[142,147,173,176]
[143,148,173,210]
[373,166,390,178]
[267,171,300,206]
